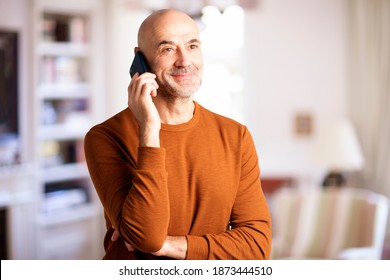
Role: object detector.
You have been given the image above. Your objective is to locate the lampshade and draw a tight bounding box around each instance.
[312,119,365,171]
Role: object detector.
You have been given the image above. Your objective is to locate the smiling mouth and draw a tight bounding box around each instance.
[172,73,194,79]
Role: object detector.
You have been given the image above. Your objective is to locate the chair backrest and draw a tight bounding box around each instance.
[270,187,389,259]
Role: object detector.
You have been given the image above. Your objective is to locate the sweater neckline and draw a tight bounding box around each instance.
[160,101,201,132]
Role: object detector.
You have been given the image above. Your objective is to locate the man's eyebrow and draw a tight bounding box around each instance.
[158,40,174,46]
[158,38,201,46]
[188,38,201,44]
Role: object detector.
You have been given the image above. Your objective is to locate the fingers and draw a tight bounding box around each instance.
[150,87,158,98]
[111,226,119,241]
[111,226,135,252]
[125,243,135,252]
[127,72,161,135]
[127,72,158,115]
[128,72,159,100]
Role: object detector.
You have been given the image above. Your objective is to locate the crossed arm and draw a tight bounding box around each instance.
[111,229,187,259]
[86,73,189,258]
[85,126,272,259]
[126,72,186,258]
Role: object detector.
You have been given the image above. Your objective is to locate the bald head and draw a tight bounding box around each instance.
[137,9,200,50]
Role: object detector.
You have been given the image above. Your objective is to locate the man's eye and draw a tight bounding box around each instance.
[190,44,198,49]
[165,47,173,52]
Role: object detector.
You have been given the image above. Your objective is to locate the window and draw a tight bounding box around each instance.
[195,5,245,122]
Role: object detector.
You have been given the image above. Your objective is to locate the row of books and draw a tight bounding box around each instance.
[42,99,88,125]
[41,139,85,168]
[40,56,84,84]
[42,15,88,43]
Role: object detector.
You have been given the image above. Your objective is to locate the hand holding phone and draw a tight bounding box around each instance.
[129,51,151,77]
[127,50,160,147]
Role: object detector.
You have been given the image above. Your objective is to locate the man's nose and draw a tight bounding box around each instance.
[174,49,192,68]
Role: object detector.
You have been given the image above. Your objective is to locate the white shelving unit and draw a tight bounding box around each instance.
[32,0,106,259]
[0,165,37,259]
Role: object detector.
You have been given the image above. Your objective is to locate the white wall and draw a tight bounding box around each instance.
[105,0,150,116]
[243,0,348,185]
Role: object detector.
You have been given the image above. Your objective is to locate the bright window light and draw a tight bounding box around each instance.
[196,5,245,122]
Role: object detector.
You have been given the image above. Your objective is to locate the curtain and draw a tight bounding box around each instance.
[348,0,390,196]
[347,0,390,252]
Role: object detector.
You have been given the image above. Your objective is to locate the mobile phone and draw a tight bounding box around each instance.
[129,51,151,77]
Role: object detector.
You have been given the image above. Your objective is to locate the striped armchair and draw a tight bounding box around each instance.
[270,187,389,259]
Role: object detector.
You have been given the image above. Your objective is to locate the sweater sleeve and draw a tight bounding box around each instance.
[186,127,272,259]
[84,127,169,253]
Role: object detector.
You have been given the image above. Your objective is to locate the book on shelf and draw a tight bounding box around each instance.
[41,14,88,43]
[42,99,88,125]
[41,139,86,168]
[40,56,83,84]
[43,186,89,214]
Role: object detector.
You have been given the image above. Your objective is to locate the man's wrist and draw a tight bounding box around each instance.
[153,236,187,259]
[139,127,160,147]
[167,236,187,260]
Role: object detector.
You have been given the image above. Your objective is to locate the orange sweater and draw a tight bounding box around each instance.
[84,102,271,259]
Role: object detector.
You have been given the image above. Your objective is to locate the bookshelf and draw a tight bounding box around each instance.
[32,0,105,259]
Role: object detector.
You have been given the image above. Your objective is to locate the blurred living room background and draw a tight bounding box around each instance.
[0,0,389,259]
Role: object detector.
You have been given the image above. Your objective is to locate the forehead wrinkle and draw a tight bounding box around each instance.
[158,38,201,47]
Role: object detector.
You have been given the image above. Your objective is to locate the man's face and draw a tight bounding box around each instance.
[141,13,203,100]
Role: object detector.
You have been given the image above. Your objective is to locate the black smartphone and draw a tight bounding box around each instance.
[129,51,151,77]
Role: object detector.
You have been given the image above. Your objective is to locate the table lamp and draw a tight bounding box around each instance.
[312,119,365,187]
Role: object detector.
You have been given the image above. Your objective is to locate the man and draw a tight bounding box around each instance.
[84,9,271,260]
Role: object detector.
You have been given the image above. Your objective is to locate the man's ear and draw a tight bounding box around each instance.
[134,47,140,54]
